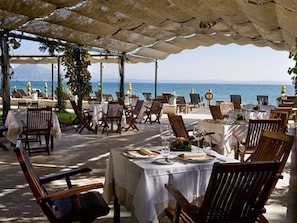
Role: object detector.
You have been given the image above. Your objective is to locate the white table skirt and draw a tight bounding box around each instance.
[4,110,61,143]
[199,119,248,155]
[103,147,238,223]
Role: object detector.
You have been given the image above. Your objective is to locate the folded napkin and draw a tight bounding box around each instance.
[125,148,157,157]
[138,148,155,156]
[179,152,213,160]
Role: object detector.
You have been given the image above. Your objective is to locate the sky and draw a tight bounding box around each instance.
[10,39,295,85]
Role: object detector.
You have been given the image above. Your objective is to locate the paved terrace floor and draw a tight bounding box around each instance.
[0,107,293,222]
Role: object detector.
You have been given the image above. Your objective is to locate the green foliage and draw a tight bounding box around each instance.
[288,46,297,95]
[62,46,92,111]
[56,78,66,112]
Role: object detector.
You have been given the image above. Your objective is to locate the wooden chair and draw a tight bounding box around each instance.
[21,106,52,156]
[18,101,29,110]
[102,94,114,102]
[257,95,269,105]
[168,114,193,141]
[164,161,280,223]
[209,105,224,120]
[101,102,124,135]
[250,130,294,178]
[249,130,294,222]
[168,114,215,145]
[14,138,110,223]
[189,93,201,109]
[269,109,289,133]
[124,99,144,131]
[230,94,241,109]
[144,100,163,124]
[176,96,189,114]
[143,92,152,101]
[70,100,94,134]
[233,119,281,161]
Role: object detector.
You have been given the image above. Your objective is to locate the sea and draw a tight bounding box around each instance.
[10,80,295,106]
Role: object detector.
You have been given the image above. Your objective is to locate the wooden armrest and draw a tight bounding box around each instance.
[165,183,200,218]
[232,132,245,144]
[39,167,92,184]
[37,183,104,202]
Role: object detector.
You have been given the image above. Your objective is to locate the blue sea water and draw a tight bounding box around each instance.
[11,80,295,106]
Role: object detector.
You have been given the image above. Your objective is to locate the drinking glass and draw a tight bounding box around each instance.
[160,123,171,142]
[162,140,170,161]
[192,126,205,148]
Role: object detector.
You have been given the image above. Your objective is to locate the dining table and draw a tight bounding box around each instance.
[198,119,248,155]
[103,146,238,223]
[4,109,61,149]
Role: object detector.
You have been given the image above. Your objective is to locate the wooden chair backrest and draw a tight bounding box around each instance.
[269,109,289,132]
[26,107,52,132]
[189,93,201,104]
[143,92,152,101]
[18,102,28,109]
[230,94,241,103]
[209,105,224,120]
[150,100,163,114]
[278,101,295,107]
[132,100,144,116]
[245,119,281,149]
[257,95,269,105]
[176,96,187,105]
[167,114,189,140]
[106,102,123,118]
[250,130,294,174]
[199,161,280,223]
[103,94,113,102]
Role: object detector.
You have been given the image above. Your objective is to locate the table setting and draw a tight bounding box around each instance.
[103,123,238,223]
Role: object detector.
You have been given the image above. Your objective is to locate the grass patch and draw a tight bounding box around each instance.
[55,111,76,125]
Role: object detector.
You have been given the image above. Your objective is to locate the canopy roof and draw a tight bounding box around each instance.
[1,0,297,60]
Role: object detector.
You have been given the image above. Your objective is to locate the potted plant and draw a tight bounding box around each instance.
[31,89,38,100]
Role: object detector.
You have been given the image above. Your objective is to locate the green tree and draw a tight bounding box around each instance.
[62,46,92,111]
[288,49,297,95]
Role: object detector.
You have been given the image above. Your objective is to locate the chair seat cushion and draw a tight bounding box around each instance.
[53,191,110,222]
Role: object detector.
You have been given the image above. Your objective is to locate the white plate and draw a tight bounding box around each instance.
[123,149,160,159]
[177,153,215,163]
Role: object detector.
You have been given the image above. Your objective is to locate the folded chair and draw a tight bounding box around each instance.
[21,106,53,156]
[101,102,124,135]
[70,100,95,134]
[124,99,144,131]
[233,119,281,161]
[144,100,163,124]
[165,161,280,223]
[14,138,110,223]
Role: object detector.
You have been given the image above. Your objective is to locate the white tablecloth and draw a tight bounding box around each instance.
[103,147,238,223]
[88,103,108,127]
[199,119,248,155]
[4,110,61,143]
